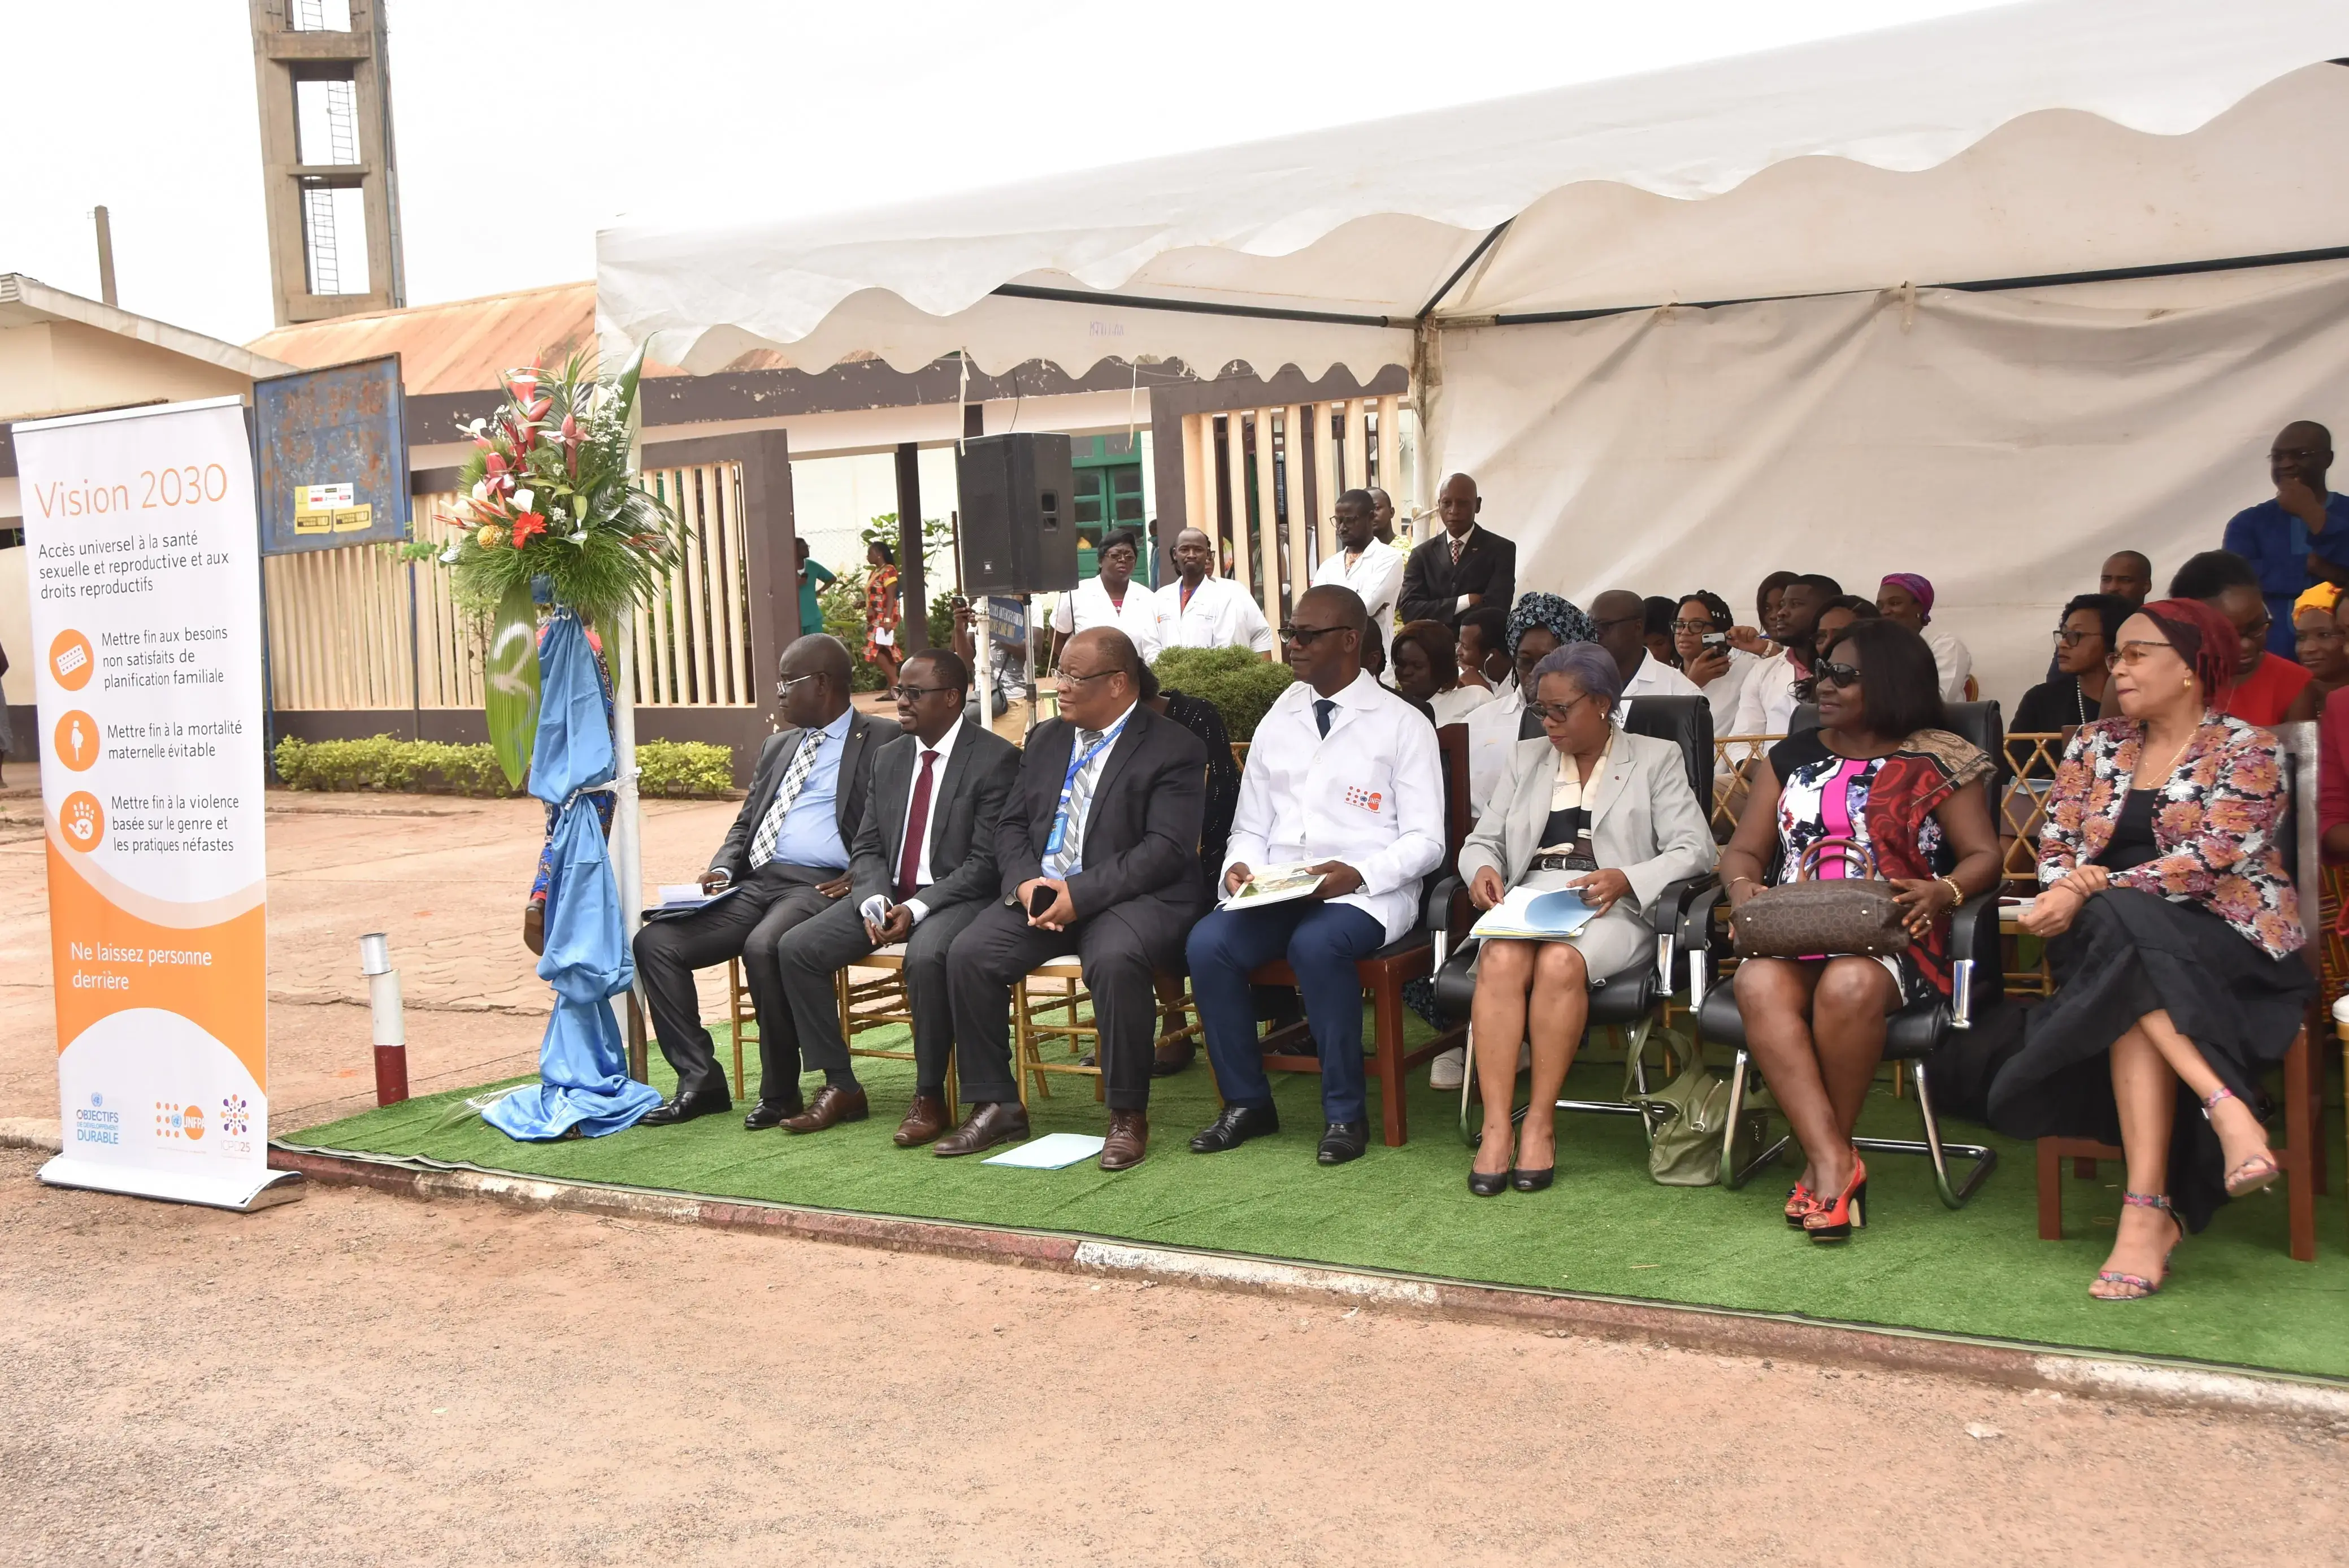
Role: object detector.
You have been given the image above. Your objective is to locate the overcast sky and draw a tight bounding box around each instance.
[2,0,2018,349]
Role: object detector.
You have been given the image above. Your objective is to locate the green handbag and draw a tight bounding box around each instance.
[1623,1028,1775,1187]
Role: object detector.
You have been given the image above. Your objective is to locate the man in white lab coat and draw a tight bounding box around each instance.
[1154,527,1275,655]
[1184,584,1445,1166]
[1310,488,1404,664]
[1049,527,1160,664]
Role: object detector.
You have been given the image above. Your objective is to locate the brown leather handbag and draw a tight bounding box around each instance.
[1731,836,1911,959]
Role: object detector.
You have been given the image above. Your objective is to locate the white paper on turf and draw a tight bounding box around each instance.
[1470,886,1599,942]
[983,1133,1108,1169]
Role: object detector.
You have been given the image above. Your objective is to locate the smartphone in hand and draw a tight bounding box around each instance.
[1028,883,1059,919]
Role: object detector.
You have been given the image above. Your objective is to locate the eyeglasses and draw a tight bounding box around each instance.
[1054,666,1117,686]
[1587,615,1643,634]
[2238,617,2273,641]
[1529,692,1601,723]
[1280,624,1352,646]
[2050,628,2102,648]
[1669,619,1723,635]
[891,683,958,701]
[1812,660,1861,689]
[775,672,822,697]
[2271,446,2328,463]
[2105,639,2175,670]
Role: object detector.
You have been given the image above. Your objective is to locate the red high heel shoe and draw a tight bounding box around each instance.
[1784,1179,1817,1227]
[1802,1158,1867,1244]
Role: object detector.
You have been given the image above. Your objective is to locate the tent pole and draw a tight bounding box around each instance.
[610,601,647,1081]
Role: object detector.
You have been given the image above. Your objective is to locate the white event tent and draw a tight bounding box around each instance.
[600,0,2349,706]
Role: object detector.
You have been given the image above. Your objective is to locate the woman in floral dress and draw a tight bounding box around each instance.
[864,540,903,686]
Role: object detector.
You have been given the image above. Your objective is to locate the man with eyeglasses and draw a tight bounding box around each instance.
[2222,420,2349,657]
[1153,527,1276,655]
[766,650,1021,1144]
[1310,489,1404,666]
[1188,586,1445,1166]
[633,635,885,1128]
[1588,589,1701,718]
[940,627,1208,1170]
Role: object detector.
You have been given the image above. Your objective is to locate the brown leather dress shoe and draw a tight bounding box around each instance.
[892,1094,954,1148]
[1100,1109,1149,1171]
[933,1100,1031,1157]
[781,1084,870,1133]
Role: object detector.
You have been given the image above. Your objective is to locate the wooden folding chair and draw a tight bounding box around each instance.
[832,945,957,1107]
[1011,959,1200,1106]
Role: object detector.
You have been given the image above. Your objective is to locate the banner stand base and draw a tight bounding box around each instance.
[37,1156,306,1213]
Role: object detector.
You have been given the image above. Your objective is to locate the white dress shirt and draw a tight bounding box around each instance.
[1691,646,1760,739]
[1154,575,1275,654]
[1311,538,1405,657]
[1731,650,1804,739]
[1051,575,1161,662]
[1613,650,1704,721]
[1924,624,1973,702]
[896,716,962,925]
[1465,685,1527,820]
[1428,683,1495,729]
[1222,671,1447,943]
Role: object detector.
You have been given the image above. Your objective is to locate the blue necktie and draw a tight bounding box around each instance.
[1314,698,1334,738]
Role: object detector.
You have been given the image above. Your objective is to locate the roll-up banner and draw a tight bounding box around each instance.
[10,395,297,1211]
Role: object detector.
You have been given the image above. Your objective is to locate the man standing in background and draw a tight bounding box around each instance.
[1155,527,1275,654]
[2099,550,2153,609]
[1312,489,1404,664]
[1397,473,1514,631]
[1367,486,1401,546]
[2223,420,2349,657]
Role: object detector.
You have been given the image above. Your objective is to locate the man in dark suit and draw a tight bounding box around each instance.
[633,634,884,1127]
[939,627,1207,1171]
[770,649,1019,1144]
[1396,472,1515,630]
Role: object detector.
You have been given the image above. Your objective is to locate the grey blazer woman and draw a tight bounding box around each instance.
[1457,728,1718,979]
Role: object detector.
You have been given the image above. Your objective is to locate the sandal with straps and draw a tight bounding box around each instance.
[2203,1087,2283,1198]
[2092,1191,2181,1302]
[1784,1179,1818,1228]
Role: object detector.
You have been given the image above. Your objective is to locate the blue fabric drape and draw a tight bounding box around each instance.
[484,607,662,1140]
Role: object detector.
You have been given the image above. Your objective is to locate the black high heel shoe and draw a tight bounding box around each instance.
[1469,1166,1510,1197]
[1510,1166,1555,1192]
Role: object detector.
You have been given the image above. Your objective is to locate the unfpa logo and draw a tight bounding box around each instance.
[154,1101,205,1141]
[1343,787,1384,813]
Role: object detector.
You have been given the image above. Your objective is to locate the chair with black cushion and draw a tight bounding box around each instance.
[1682,700,2005,1207]
[1428,695,1720,1145]
[2033,719,2327,1261]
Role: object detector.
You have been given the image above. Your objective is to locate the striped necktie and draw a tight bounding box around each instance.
[747,729,824,868]
[1040,729,1104,881]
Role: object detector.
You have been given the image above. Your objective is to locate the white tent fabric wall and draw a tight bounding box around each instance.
[1430,259,2349,711]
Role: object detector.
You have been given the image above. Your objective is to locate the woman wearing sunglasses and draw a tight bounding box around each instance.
[1716,619,2001,1242]
[1991,598,2312,1300]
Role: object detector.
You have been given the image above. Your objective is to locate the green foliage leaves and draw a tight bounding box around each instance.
[272,736,737,798]
[484,578,541,787]
[1151,645,1295,740]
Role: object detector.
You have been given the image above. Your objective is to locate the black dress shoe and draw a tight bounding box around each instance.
[741,1094,807,1131]
[641,1089,732,1127]
[1317,1120,1369,1165]
[1510,1166,1555,1192]
[1189,1104,1279,1153]
[1468,1167,1510,1197]
[1152,1037,1197,1078]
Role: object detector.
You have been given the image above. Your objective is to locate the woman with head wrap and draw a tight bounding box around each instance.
[1993,597,2313,1299]
[1430,593,1596,1092]
[1875,572,1972,702]
[2291,579,2349,706]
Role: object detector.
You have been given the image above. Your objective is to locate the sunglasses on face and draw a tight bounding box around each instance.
[1281,624,1349,646]
[1811,660,1861,689]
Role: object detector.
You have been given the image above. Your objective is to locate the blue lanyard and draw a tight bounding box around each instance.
[1045,714,1128,855]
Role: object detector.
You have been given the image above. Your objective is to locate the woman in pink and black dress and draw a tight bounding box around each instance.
[1717,619,2001,1244]
[1992,598,2313,1301]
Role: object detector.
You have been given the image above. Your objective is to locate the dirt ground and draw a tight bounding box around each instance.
[3,1145,2345,1567]
[4,789,2348,1563]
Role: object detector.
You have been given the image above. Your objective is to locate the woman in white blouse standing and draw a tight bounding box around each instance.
[1049,528,1161,666]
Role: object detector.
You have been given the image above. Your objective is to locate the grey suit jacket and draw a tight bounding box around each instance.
[709,709,885,879]
[848,723,1021,911]
[1457,729,1716,914]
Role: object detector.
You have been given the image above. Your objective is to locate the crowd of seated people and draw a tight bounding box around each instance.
[613,428,2342,1302]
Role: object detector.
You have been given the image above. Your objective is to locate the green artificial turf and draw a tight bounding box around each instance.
[283,1015,2349,1380]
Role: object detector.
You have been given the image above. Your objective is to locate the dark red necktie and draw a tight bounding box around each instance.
[895,749,939,900]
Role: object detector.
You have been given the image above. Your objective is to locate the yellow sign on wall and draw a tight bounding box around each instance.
[292,481,374,536]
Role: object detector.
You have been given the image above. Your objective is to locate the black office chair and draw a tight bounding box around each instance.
[1683,700,2004,1206]
[1426,695,1719,1145]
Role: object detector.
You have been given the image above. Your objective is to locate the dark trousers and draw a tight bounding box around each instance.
[631,862,839,1104]
[1188,901,1384,1123]
[774,894,984,1095]
[948,900,1169,1113]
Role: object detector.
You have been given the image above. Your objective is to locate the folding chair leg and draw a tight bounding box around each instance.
[2287,1028,2317,1263]
[1457,1024,1480,1148]
[1374,981,1409,1147]
[1852,1059,1997,1209]
[1717,1048,1790,1190]
[2037,1138,2065,1240]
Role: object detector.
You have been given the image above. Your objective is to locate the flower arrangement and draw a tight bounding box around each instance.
[412,347,680,627]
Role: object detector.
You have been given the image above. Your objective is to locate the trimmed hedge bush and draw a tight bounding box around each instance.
[272,735,737,798]
[1150,645,1295,741]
